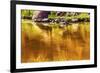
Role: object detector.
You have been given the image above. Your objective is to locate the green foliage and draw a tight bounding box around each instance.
[21,10,90,20]
[48,11,57,18]
[21,10,33,17]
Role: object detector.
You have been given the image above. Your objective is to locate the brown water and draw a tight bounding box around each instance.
[21,20,90,63]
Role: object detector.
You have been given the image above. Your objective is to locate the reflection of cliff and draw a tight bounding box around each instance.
[21,20,90,63]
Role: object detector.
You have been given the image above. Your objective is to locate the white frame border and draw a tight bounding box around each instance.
[16,4,94,69]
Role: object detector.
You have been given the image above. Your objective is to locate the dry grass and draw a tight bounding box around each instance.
[21,20,90,63]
